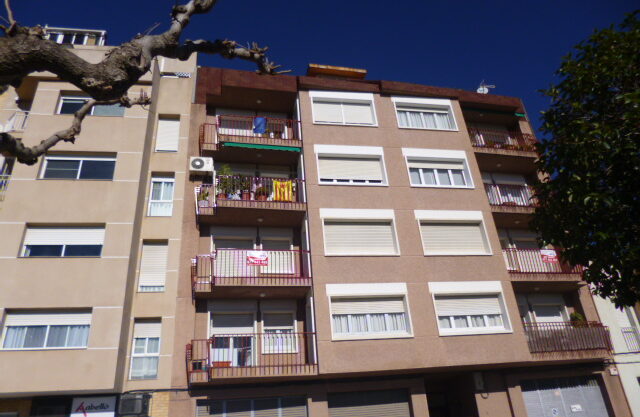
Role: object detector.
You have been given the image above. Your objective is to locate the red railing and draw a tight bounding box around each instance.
[199,115,301,151]
[186,332,317,382]
[502,249,583,275]
[523,322,612,353]
[485,183,537,207]
[192,249,312,291]
[468,127,537,152]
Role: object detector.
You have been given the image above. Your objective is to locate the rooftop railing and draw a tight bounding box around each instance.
[200,115,301,152]
[468,127,537,152]
[523,321,612,353]
[503,249,583,275]
[485,183,537,207]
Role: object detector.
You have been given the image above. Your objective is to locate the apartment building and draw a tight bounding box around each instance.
[171,64,634,417]
[0,26,195,417]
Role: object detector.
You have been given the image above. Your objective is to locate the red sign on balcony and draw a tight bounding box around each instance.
[540,249,558,263]
[247,251,269,266]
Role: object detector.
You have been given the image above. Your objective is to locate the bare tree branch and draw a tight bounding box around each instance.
[0,0,284,163]
[0,94,151,165]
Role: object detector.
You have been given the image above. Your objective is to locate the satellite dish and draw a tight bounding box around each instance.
[477,80,496,94]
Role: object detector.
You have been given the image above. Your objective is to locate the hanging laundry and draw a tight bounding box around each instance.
[253,117,267,134]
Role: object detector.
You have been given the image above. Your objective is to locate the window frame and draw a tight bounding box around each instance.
[0,312,91,350]
[20,226,105,258]
[56,96,125,116]
[415,210,492,256]
[39,154,116,181]
[129,336,160,380]
[147,176,175,217]
[310,91,378,127]
[429,281,512,337]
[403,148,474,189]
[261,311,298,354]
[314,144,388,187]
[392,96,458,131]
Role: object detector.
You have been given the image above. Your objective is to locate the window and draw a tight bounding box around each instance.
[41,155,116,180]
[429,281,511,336]
[322,209,399,256]
[331,297,410,337]
[262,312,297,353]
[47,30,105,46]
[196,397,307,417]
[393,97,457,131]
[138,242,168,292]
[22,226,105,257]
[415,210,491,255]
[403,148,473,188]
[310,91,377,126]
[1,311,91,349]
[130,320,161,380]
[57,96,125,116]
[148,176,174,216]
[155,116,180,152]
[315,145,387,185]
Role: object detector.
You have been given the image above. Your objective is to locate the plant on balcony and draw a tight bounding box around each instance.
[216,164,234,199]
[569,312,588,327]
[255,186,269,201]
[197,188,210,208]
[239,176,252,200]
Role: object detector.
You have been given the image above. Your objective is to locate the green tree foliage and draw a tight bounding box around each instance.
[533,11,640,307]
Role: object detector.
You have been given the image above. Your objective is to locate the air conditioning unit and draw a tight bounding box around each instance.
[118,394,150,417]
[189,156,214,174]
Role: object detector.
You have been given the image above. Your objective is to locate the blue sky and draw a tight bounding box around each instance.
[11,0,637,131]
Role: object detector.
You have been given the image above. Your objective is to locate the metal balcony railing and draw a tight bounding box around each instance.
[192,249,312,292]
[186,332,317,382]
[3,110,29,132]
[502,249,583,275]
[199,115,301,151]
[621,327,640,352]
[468,127,537,152]
[523,322,612,353]
[485,183,537,207]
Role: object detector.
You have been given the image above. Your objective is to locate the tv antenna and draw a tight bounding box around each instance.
[477,80,496,94]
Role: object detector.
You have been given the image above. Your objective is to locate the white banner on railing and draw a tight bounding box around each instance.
[540,249,558,263]
[247,251,269,266]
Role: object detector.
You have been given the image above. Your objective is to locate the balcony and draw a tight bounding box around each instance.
[503,249,583,280]
[192,249,312,297]
[621,327,640,352]
[485,183,537,213]
[523,322,612,354]
[199,116,302,153]
[2,110,29,133]
[186,332,318,384]
[468,127,537,153]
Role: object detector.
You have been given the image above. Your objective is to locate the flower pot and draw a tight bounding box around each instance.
[217,192,226,199]
[256,195,268,201]
[241,191,251,200]
[198,200,209,208]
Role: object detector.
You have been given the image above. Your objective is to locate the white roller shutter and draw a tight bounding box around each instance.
[332,297,406,315]
[313,101,343,123]
[491,173,527,185]
[342,102,374,124]
[5,311,92,326]
[138,242,168,289]
[211,313,254,334]
[614,307,633,327]
[24,227,105,245]
[133,321,161,338]
[407,159,464,170]
[434,295,502,316]
[420,222,488,254]
[324,221,397,255]
[155,117,180,151]
[318,156,384,182]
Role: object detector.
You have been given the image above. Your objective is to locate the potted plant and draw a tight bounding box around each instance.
[239,176,252,200]
[216,164,234,199]
[255,186,269,201]
[569,312,587,327]
[197,188,210,208]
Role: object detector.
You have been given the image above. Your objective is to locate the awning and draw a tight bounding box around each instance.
[222,142,301,152]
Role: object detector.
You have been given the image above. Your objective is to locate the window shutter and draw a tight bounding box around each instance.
[226,400,252,417]
[133,321,161,338]
[396,105,449,114]
[434,295,502,316]
[318,156,384,181]
[263,313,294,328]
[313,101,343,123]
[280,397,308,417]
[407,159,464,170]
[328,390,410,417]
[138,243,168,289]
[332,297,405,315]
[211,313,254,334]
[155,117,180,151]
[420,222,488,254]
[5,311,92,326]
[324,221,397,255]
[24,227,105,245]
[342,102,374,124]
[490,173,527,185]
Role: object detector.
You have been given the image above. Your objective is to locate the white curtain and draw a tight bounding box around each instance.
[3,326,28,348]
[131,357,159,379]
[149,181,174,216]
[332,313,407,334]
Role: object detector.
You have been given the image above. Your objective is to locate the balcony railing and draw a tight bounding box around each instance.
[186,332,317,383]
[195,177,306,215]
[523,322,612,353]
[503,249,583,275]
[3,110,29,132]
[485,183,537,207]
[192,249,312,292]
[199,115,301,151]
[468,127,537,152]
[621,327,640,352]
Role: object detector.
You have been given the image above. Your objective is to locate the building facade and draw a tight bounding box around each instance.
[1,30,637,417]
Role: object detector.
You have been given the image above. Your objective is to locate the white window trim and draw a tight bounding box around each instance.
[429,281,512,337]
[56,96,124,116]
[261,311,298,354]
[147,177,175,217]
[320,209,400,256]
[402,148,474,189]
[327,283,413,341]
[392,96,458,131]
[20,226,105,258]
[314,144,388,187]
[208,310,259,367]
[309,90,378,127]
[1,313,92,351]
[129,336,160,380]
[414,210,492,256]
[39,155,116,180]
